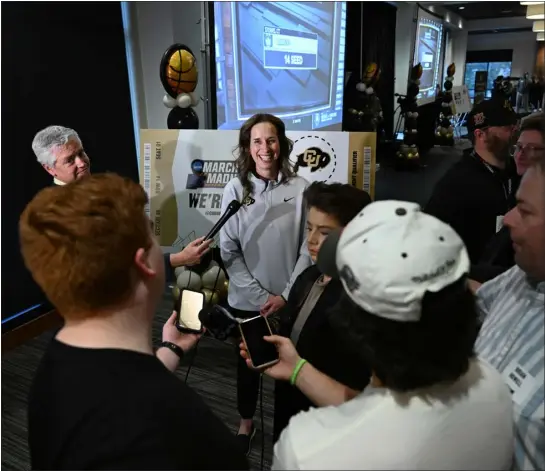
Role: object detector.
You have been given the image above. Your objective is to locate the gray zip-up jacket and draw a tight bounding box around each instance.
[220,173,313,311]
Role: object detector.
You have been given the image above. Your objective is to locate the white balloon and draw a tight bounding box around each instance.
[174,266,186,278]
[176,271,202,291]
[163,94,177,108]
[176,93,192,109]
[356,82,366,92]
[189,92,199,107]
[201,266,226,290]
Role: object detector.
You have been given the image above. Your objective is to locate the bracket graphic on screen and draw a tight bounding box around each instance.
[263,27,318,70]
[213,1,346,131]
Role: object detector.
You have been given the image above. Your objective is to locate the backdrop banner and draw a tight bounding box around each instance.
[139,129,376,249]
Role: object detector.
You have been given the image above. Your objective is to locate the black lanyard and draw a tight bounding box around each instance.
[472,152,512,203]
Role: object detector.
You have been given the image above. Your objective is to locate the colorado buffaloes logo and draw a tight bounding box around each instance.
[296,147,331,173]
[242,195,255,206]
[291,136,337,182]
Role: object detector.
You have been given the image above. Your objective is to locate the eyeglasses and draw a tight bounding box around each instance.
[510,144,545,157]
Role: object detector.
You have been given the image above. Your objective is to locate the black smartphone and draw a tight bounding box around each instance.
[239,315,279,369]
[175,289,205,334]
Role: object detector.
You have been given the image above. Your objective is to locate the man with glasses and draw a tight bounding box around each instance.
[425,100,518,264]
[470,112,545,283]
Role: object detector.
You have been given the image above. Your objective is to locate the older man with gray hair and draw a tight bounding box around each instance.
[31,125,213,278]
[32,125,90,185]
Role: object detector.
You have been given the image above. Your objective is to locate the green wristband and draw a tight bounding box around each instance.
[290,358,307,386]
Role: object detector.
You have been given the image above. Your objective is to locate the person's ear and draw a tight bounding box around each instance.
[134,248,157,278]
[42,164,56,177]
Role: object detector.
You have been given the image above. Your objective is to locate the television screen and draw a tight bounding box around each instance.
[413,7,444,105]
[213,1,346,131]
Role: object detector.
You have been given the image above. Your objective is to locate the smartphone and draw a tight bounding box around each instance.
[175,289,205,334]
[239,315,279,369]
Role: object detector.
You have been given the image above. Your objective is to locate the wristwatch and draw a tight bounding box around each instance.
[161,341,185,361]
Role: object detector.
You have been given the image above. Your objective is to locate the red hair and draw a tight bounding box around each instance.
[19,173,151,319]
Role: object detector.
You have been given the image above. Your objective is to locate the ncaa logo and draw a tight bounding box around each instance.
[191,159,204,175]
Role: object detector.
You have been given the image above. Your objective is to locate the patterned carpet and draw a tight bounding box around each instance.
[1,289,275,471]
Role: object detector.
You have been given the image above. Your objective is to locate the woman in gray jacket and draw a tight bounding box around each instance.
[220,113,312,455]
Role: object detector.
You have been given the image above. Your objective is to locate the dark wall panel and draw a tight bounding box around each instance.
[1,1,138,331]
[344,1,397,137]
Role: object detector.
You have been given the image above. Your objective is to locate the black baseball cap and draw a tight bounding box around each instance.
[467,99,517,133]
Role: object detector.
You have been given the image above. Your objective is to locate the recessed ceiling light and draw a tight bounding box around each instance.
[458,6,465,9]
[502,9,512,13]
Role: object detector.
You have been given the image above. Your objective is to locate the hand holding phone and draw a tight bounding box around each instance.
[239,334,299,380]
[175,289,205,334]
[162,311,202,355]
[239,315,279,370]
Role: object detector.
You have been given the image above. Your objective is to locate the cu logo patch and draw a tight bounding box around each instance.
[242,195,255,206]
[296,147,331,173]
[291,136,337,182]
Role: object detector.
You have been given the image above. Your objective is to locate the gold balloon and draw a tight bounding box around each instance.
[446,133,453,139]
[407,153,414,159]
[201,288,220,306]
[436,132,442,138]
[172,285,181,302]
[218,279,229,299]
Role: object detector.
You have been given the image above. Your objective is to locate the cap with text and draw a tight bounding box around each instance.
[316,201,470,322]
[467,99,517,133]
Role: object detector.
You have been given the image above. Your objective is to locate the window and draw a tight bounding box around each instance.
[464,61,512,104]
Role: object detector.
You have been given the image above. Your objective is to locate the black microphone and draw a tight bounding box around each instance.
[198,305,240,340]
[203,200,241,242]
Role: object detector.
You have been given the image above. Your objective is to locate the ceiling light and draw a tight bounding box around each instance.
[458,6,465,9]
[533,20,545,31]
[538,32,545,40]
[527,4,545,19]
[520,1,544,5]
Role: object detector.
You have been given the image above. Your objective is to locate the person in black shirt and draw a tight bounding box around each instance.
[425,99,518,264]
[267,182,372,442]
[470,112,545,283]
[19,173,248,471]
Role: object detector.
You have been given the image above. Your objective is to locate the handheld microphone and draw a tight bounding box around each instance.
[198,305,241,340]
[203,200,241,242]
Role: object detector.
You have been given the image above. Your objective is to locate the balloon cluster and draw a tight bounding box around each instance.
[397,63,423,163]
[346,63,384,132]
[160,44,199,130]
[171,258,229,309]
[435,63,456,146]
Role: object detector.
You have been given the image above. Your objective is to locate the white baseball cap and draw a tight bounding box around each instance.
[316,200,470,322]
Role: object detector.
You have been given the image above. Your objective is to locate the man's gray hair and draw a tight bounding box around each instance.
[31,125,81,167]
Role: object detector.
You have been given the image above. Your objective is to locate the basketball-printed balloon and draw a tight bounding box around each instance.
[160,44,198,98]
[176,270,202,291]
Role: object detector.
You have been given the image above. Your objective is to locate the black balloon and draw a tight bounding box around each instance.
[444,80,453,91]
[407,83,419,98]
[167,107,199,129]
